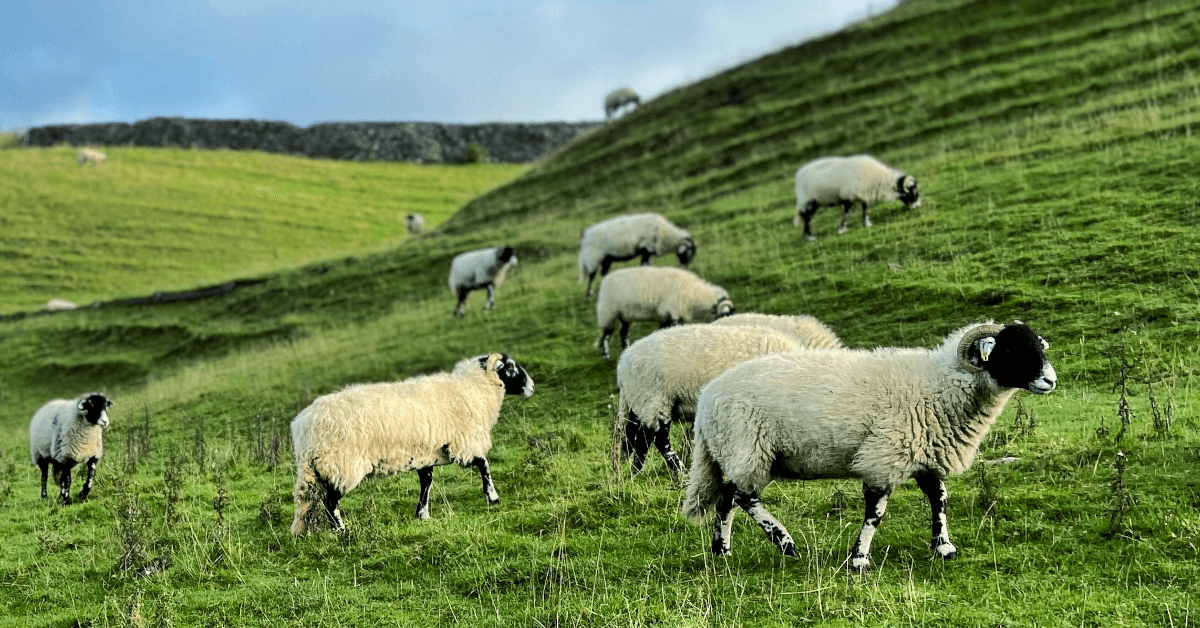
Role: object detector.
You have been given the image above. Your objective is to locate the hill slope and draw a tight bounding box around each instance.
[1,0,1198,625]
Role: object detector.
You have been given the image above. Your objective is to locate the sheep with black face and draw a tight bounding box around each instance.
[448,246,518,317]
[793,154,920,241]
[29,393,114,505]
[684,321,1056,571]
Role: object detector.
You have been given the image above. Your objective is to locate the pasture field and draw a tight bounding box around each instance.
[0,147,525,312]
[1,0,1200,625]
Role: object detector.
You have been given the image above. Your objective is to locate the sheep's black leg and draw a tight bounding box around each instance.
[619,319,632,349]
[652,422,685,477]
[638,249,653,266]
[628,422,652,475]
[837,200,854,235]
[453,287,470,317]
[735,489,797,556]
[861,202,872,228]
[78,456,99,501]
[849,483,891,572]
[484,284,496,310]
[37,457,50,500]
[799,201,820,241]
[915,472,957,560]
[659,315,680,329]
[416,467,434,520]
[319,478,346,531]
[711,482,738,555]
[585,271,597,300]
[600,326,614,360]
[54,460,74,506]
[471,457,500,505]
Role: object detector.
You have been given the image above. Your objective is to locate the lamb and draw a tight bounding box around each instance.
[405,213,425,235]
[77,147,106,166]
[683,321,1057,571]
[289,353,534,535]
[793,154,920,241]
[29,393,114,505]
[710,313,844,350]
[448,246,518,317]
[594,266,734,360]
[578,213,696,300]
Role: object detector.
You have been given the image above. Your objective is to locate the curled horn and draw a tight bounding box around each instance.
[958,323,1005,373]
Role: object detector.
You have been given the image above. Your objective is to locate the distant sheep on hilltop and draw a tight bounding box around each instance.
[605,88,641,119]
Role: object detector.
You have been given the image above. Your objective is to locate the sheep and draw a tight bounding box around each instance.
[448,246,518,317]
[615,314,842,476]
[44,299,78,311]
[793,154,920,241]
[710,313,844,350]
[578,213,696,300]
[683,321,1057,571]
[604,87,641,119]
[405,213,425,235]
[594,266,734,360]
[29,393,114,505]
[77,147,106,166]
[289,353,534,535]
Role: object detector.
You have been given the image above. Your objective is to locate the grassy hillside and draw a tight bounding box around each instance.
[0,146,525,311]
[2,0,1199,625]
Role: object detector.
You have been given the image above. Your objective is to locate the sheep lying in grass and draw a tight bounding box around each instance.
[793,155,920,241]
[578,213,695,300]
[44,299,78,311]
[29,393,113,505]
[290,353,534,535]
[405,213,425,235]
[448,246,518,317]
[594,266,734,360]
[615,314,841,476]
[77,148,106,166]
[683,321,1056,571]
[604,87,641,118]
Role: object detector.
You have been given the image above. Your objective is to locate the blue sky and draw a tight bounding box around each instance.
[1,0,890,129]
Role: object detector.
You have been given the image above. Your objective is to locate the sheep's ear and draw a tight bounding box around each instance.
[106,399,114,409]
[1040,337,1050,350]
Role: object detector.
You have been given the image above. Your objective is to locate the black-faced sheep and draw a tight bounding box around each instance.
[793,155,920,241]
[290,353,534,535]
[594,266,734,360]
[29,393,114,505]
[448,246,518,317]
[578,213,695,300]
[77,148,106,166]
[405,213,425,235]
[604,87,641,119]
[683,322,1056,571]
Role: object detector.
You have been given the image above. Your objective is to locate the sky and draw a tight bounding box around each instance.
[1,0,892,130]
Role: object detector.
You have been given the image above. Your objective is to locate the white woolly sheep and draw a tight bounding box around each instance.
[616,314,842,476]
[594,266,734,360]
[793,154,920,241]
[29,393,114,505]
[604,87,641,118]
[44,299,78,311]
[77,148,106,166]
[578,213,696,300]
[710,313,844,350]
[683,321,1057,571]
[405,213,425,235]
[448,246,518,317]
[290,353,534,535]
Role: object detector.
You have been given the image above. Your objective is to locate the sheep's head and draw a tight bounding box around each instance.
[78,393,113,428]
[478,353,535,398]
[897,175,921,208]
[676,238,696,267]
[959,323,1056,394]
[712,297,736,320]
[497,246,516,265]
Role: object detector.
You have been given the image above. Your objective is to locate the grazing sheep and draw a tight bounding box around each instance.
[710,313,843,350]
[290,353,534,535]
[44,299,78,311]
[448,246,518,317]
[594,266,734,360]
[604,87,641,118]
[29,393,114,505]
[683,321,1056,571]
[405,213,425,235]
[77,147,106,166]
[578,213,696,300]
[793,155,920,241]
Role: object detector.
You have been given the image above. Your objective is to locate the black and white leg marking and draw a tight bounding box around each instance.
[915,472,957,560]
[37,457,50,500]
[800,200,819,241]
[319,478,346,532]
[471,457,500,505]
[453,287,469,317]
[600,326,614,360]
[619,319,632,349]
[735,489,797,556]
[78,456,99,501]
[585,271,597,300]
[652,424,684,477]
[628,421,651,475]
[711,482,738,556]
[849,483,891,572]
[54,460,74,506]
[861,202,872,228]
[837,200,854,235]
[416,466,434,520]
[484,284,496,310]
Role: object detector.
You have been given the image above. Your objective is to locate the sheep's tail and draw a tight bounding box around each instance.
[682,434,721,524]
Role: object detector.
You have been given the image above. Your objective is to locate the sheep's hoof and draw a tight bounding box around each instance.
[804,235,817,242]
[837,226,849,235]
[780,542,798,557]
[711,542,731,556]
[848,556,871,573]
[934,543,958,561]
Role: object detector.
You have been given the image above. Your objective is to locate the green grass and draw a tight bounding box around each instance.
[0,146,525,312]
[2,0,1200,625]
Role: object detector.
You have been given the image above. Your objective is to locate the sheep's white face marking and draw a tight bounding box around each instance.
[1030,362,1058,394]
